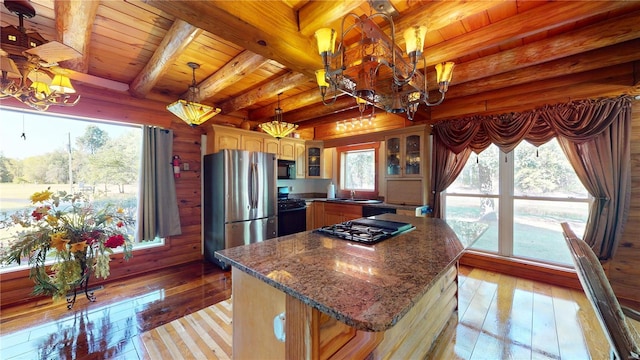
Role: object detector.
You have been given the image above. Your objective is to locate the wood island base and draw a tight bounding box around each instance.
[231,264,459,359]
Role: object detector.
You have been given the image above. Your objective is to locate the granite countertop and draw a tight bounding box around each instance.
[215,214,481,332]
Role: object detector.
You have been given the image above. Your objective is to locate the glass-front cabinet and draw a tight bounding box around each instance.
[385,132,423,177]
[306,141,323,178]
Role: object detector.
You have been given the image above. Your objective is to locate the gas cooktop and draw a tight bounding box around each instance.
[315,218,415,244]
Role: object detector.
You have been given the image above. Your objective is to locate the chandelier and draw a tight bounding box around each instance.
[0,0,80,111]
[167,62,221,127]
[259,93,298,139]
[314,12,455,120]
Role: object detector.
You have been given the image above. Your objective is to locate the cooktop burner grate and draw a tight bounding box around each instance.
[315,218,414,244]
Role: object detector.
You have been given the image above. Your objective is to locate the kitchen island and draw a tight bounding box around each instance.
[215,214,480,359]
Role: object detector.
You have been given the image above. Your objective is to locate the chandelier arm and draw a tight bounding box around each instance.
[320,83,338,105]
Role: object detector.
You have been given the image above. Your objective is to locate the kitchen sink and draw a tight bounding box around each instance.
[328,198,383,204]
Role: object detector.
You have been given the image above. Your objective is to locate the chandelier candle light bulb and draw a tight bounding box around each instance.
[313,12,454,120]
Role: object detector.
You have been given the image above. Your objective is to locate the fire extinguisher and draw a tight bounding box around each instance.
[172,155,181,178]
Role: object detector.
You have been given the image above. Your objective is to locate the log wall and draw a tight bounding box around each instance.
[0,90,207,308]
[610,101,640,304]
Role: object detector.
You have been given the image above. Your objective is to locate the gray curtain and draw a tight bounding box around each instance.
[557,113,631,259]
[137,126,182,241]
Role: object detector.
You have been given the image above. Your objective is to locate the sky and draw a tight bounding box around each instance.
[0,108,135,159]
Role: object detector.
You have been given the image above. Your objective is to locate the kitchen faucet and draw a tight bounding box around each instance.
[350,190,356,200]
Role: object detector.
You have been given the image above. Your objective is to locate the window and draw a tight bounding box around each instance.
[443,139,590,266]
[337,143,379,198]
[0,109,161,271]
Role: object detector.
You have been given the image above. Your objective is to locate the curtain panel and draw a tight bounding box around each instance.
[137,126,182,241]
[431,96,632,259]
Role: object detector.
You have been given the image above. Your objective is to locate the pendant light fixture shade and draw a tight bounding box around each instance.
[259,93,298,139]
[167,62,221,127]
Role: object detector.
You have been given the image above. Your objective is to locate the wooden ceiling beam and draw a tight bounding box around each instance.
[129,19,202,99]
[434,9,640,90]
[195,51,270,103]
[297,0,366,36]
[144,0,321,78]
[285,96,358,123]
[419,1,640,67]
[219,71,310,114]
[55,0,99,73]
[249,87,341,121]
[447,39,640,99]
[431,63,635,121]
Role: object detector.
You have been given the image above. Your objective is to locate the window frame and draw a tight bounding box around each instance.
[442,140,591,267]
[336,142,380,199]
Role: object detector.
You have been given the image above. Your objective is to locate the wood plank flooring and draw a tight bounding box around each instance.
[0,261,611,359]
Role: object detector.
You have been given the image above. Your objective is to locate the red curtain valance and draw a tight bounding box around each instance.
[433,96,633,154]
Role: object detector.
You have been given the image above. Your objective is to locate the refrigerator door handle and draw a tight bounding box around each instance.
[251,162,259,209]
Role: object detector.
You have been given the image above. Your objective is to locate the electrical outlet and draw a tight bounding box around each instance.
[183,163,190,171]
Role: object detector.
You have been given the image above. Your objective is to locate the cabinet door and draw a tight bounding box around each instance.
[279,140,295,160]
[295,143,306,179]
[264,138,280,155]
[307,146,322,178]
[217,132,241,152]
[385,136,401,177]
[313,202,324,227]
[242,135,263,152]
[404,134,422,176]
[306,202,314,230]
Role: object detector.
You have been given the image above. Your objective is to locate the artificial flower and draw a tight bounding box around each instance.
[105,234,125,248]
[30,189,53,203]
[1,190,134,303]
[50,232,70,252]
[69,241,88,253]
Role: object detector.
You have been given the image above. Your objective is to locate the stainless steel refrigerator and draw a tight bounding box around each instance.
[203,149,278,269]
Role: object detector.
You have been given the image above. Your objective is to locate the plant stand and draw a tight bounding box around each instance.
[66,277,97,309]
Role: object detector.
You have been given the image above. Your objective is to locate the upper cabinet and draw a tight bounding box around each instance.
[306,141,328,178]
[385,131,424,178]
[206,126,313,177]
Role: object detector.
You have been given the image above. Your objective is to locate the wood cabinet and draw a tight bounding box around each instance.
[264,137,280,155]
[313,201,324,228]
[242,133,264,152]
[306,141,323,178]
[383,125,430,206]
[295,142,306,179]
[206,125,307,160]
[279,139,296,160]
[305,201,314,231]
[385,130,424,178]
[323,202,362,226]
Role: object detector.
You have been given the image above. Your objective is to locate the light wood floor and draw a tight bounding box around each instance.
[0,262,610,359]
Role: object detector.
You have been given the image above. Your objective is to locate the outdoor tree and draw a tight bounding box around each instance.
[76,126,109,155]
[84,130,140,193]
[0,154,11,183]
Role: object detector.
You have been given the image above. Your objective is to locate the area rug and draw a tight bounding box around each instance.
[141,298,233,359]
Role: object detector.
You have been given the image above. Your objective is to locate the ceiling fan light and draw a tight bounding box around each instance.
[50,74,76,94]
[403,26,427,57]
[167,99,221,127]
[314,28,336,55]
[30,81,51,99]
[0,57,21,78]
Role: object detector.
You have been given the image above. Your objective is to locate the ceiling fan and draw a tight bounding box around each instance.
[0,0,82,110]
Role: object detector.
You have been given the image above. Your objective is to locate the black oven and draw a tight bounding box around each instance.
[277,159,296,179]
[277,187,306,236]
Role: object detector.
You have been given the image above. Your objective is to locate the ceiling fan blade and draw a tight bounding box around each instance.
[24,41,81,65]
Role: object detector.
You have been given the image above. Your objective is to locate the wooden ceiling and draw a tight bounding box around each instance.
[1,0,639,134]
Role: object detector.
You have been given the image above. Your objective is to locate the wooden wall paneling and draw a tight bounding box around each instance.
[0,111,204,308]
[610,100,640,304]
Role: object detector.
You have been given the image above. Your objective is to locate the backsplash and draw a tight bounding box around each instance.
[277,178,331,196]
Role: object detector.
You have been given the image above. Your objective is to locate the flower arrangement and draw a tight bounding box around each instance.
[1,189,133,302]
